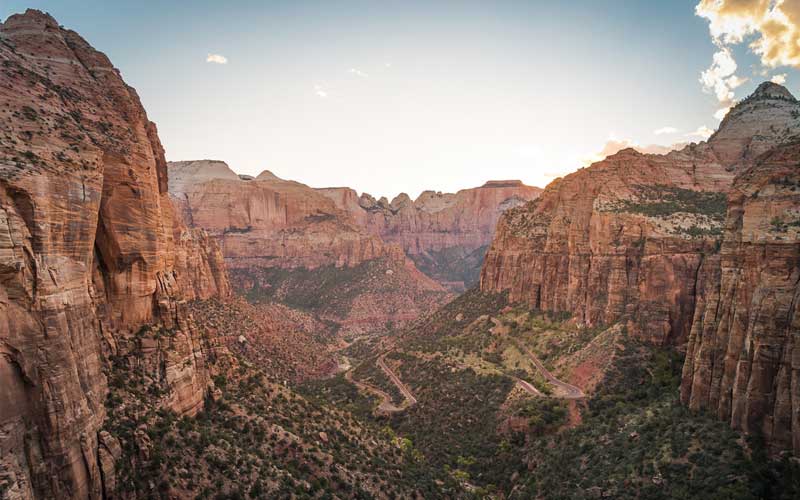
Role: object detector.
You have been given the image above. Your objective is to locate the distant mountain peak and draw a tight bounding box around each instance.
[256,170,281,181]
[709,81,800,167]
[751,81,796,101]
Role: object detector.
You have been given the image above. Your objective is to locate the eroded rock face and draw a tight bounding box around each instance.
[319,181,541,290]
[168,162,406,270]
[0,10,228,498]
[480,83,800,346]
[709,82,800,168]
[168,162,450,333]
[681,142,800,454]
[479,83,800,451]
[480,146,733,345]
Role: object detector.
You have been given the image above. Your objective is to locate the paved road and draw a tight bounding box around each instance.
[377,355,418,405]
[344,368,407,414]
[514,340,585,399]
[514,377,545,397]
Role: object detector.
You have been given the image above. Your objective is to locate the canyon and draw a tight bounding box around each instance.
[1,7,799,500]
[480,81,800,453]
[319,180,541,290]
[168,159,540,333]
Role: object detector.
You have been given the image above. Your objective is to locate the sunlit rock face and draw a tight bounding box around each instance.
[479,83,800,346]
[681,141,800,455]
[318,181,542,290]
[168,162,408,270]
[0,10,229,498]
[168,162,450,333]
[479,82,800,452]
[480,145,734,346]
[709,82,800,168]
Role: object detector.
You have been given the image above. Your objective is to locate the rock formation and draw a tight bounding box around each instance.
[480,146,733,345]
[168,161,405,270]
[168,161,449,333]
[319,180,541,290]
[480,82,800,451]
[0,10,229,498]
[681,141,800,454]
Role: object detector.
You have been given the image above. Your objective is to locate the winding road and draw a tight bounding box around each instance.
[488,316,585,399]
[345,354,418,414]
[513,340,585,399]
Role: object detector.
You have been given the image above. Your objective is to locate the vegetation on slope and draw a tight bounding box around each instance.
[515,341,800,499]
[306,288,800,499]
[102,327,461,499]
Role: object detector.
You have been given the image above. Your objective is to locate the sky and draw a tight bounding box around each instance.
[3,1,799,198]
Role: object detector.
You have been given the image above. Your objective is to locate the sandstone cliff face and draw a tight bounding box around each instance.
[168,162,405,270]
[168,161,449,333]
[0,11,228,499]
[480,146,732,345]
[479,82,800,451]
[319,180,541,290]
[681,141,800,454]
[480,83,800,346]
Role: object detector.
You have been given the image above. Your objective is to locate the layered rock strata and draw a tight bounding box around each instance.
[681,141,800,454]
[319,180,541,290]
[168,162,449,333]
[479,82,800,451]
[0,11,229,498]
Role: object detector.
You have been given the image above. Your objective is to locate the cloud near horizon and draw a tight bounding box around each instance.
[772,72,788,84]
[206,53,228,64]
[654,126,679,135]
[696,0,800,118]
[581,138,686,166]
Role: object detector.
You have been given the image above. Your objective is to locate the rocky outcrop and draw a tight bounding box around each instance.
[480,146,733,345]
[0,10,229,499]
[480,83,800,346]
[168,162,406,270]
[168,161,450,333]
[681,141,800,454]
[479,82,800,451]
[709,82,800,168]
[319,181,541,290]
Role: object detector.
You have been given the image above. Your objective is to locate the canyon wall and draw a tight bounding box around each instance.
[681,141,800,454]
[479,82,800,450]
[319,180,541,290]
[168,162,407,270]
[480,145,733,345]
[0,11,229,498]
[168,162,449,333]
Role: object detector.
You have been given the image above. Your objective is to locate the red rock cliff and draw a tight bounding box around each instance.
[168,161,449,334]
[681,141,800,454]
[319,181,541,290]
[480,82,800,345]
[0,10,229,498]
[168,161,407,270]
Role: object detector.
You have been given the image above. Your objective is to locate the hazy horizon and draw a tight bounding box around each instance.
[3,0,798,198]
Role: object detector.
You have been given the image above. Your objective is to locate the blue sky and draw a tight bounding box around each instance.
[3,1,797,197]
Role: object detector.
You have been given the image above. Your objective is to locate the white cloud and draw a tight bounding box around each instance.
[349,68,369,78]
[686,125,715,139]
[581,137,686,166]
[698,46,747,118]
[206,53,228,64]
[695,0,800,118]
[654,126,679,135]
[714,107,731,120]
[314,85,328,98]
[771,73,788,84]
